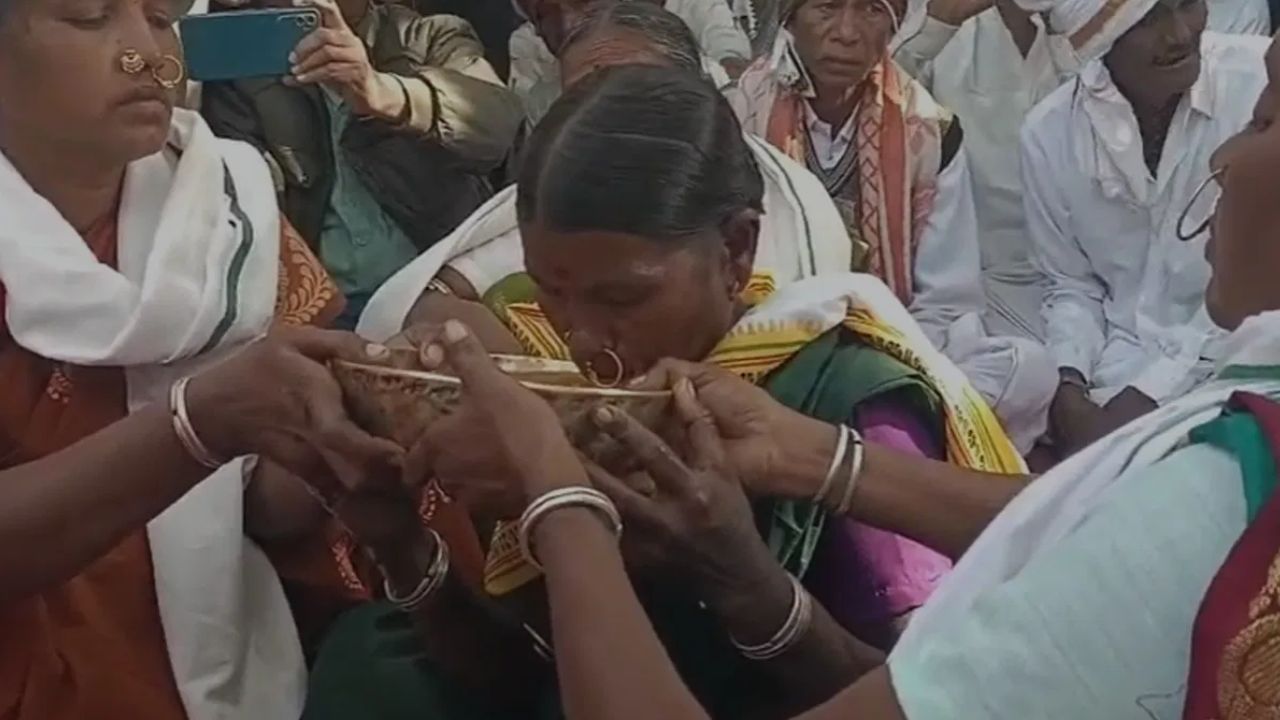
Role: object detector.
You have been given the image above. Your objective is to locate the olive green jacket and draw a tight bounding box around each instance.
[202,4,523,250]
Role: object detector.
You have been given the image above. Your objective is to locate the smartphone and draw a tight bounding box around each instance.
[180,8,321,82]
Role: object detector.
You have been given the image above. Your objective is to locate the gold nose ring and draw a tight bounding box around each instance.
[120,48,147,75]
[151,55,186,90]
[585,348,626,389]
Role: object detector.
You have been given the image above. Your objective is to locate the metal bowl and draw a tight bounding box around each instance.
[332,348,671,449]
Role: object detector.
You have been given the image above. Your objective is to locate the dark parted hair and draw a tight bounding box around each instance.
[516,64,764,241]
[561,0,703,76]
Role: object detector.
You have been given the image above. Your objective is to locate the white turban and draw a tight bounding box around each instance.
[1017,0,1161,63]
[783,0,929,55]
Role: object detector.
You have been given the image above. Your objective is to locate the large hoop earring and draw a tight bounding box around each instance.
[151,54,187,90]
[585,348,626,389]
[1176,168,1224,242]
[120,48,147,75]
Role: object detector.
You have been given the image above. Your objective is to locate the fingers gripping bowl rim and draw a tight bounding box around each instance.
[330,349,672,451]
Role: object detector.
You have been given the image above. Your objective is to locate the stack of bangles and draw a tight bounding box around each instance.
[169,377,228,470]
[384,528,451,613]
[812,424,865,515]
[518,486,623,570]
[730,574,814,660]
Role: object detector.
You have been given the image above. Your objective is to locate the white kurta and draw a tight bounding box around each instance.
[896,12,1071,342]
[1021,32,1267,404]
[508,0,746,126]
[1207,0,1270,33]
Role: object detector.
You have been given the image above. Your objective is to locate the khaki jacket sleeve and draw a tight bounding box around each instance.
[375,11,523,171]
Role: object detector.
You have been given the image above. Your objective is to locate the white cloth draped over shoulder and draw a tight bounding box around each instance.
[889,311,1280,719]
[357,133,848,339]
[1022,32,1267,403]
[0,109,306,720]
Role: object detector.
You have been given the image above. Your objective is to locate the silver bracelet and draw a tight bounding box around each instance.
[813,425,851,505]
[169,376,227,470]
[518,487,623,570]
[835,430,866,515]
[426,277,455,296]
[729,574,814,661]
[384,528,450,614]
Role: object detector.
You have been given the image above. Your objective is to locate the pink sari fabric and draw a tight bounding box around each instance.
[804,399,952,647]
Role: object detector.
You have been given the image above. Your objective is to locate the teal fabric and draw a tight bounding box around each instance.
[1190,410,1280,523]
[760,328,943,577]
[318,92,419,300]
[304,602,563,720]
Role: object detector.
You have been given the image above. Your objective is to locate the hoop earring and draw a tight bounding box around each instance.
[120,48,147,75]
[151,55,186,90]
[585,348,626,389]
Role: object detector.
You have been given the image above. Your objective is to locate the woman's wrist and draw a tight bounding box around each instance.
[769,413,843,500]
[699,551,796,645]
[372,526,439,595]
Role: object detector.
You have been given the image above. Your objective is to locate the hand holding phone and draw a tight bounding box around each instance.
[284,0,408,121]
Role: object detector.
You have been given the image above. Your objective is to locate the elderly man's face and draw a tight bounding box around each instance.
[1105,0,1207,107]
[788,0,903,96]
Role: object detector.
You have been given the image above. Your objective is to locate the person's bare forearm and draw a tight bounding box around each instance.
[372,529,548,709]
[538,508,711,720]
[775,414,1028,559]
[705,560,884,714]
[0,405,208,603]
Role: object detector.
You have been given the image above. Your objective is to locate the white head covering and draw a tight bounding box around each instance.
[1016,0,1161,64]
[781,0,929,56]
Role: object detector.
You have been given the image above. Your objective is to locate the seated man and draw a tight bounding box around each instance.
[510,0,751,124]
[1021,0,1268,453]
[202,0,523,328]
[359,0,846,351]
[727,0,1057,452]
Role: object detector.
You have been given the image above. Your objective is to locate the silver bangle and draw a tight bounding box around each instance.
[426,277,455,296]
[384,528,450,614]
[835,430,866,515]
[518,487,623,570]
[169,376,226,470]
[813,425,851,505]
[730,574,813,661]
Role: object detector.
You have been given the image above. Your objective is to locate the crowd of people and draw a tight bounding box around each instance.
[2,0,1280,717]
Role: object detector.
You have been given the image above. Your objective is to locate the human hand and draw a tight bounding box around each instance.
[186,326,418,546]
[287,0,406,120]
[633,359,836,500]
[1048,380,1105,454]
[927,0,995,26]
[1101,386,1158,429]
[410,321,588,519]
[586,379,778,604]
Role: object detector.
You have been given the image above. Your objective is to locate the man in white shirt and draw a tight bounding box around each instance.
[1020,0,1267,453]
[896,0,1072,342]
[509,0,750,124]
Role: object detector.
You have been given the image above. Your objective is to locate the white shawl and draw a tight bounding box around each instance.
[0,109,306,720]
[356,133,849,342]
[897,309,1280,651]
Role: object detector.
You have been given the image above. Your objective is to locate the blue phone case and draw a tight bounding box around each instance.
[180,8,320,82]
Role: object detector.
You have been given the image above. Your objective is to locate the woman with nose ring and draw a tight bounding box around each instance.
[306,65,1022,720]
[0,1,437,719]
